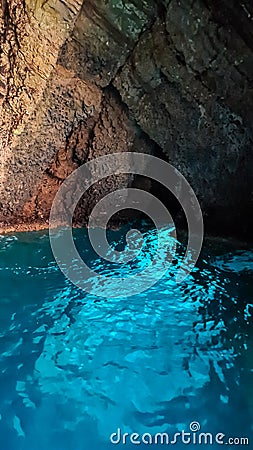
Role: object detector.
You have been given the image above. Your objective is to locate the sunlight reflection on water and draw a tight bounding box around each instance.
[0,226,252,449]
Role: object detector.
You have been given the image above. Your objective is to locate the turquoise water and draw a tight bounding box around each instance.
[0,226,252,449]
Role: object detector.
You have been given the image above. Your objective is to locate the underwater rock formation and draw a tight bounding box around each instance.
[0,0,252,236]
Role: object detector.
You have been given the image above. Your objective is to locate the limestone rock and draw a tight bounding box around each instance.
[0,0,252,237]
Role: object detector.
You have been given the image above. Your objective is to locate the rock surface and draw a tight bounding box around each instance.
[0,0,252,237]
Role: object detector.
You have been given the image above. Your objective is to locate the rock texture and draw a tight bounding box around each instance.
[0,0,253,237]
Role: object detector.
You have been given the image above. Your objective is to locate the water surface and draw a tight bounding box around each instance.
[0,226,252,449]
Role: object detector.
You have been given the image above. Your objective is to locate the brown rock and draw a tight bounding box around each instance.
[0,0,253,238]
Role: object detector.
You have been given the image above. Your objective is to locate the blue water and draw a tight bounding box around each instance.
[0,226,252,449]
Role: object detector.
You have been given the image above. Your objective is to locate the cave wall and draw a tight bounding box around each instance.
[0,0,252,236]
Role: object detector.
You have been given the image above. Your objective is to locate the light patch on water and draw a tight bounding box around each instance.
[0,227,252,449]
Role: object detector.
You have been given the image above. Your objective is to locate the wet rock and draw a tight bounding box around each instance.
[0,0,252,237]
